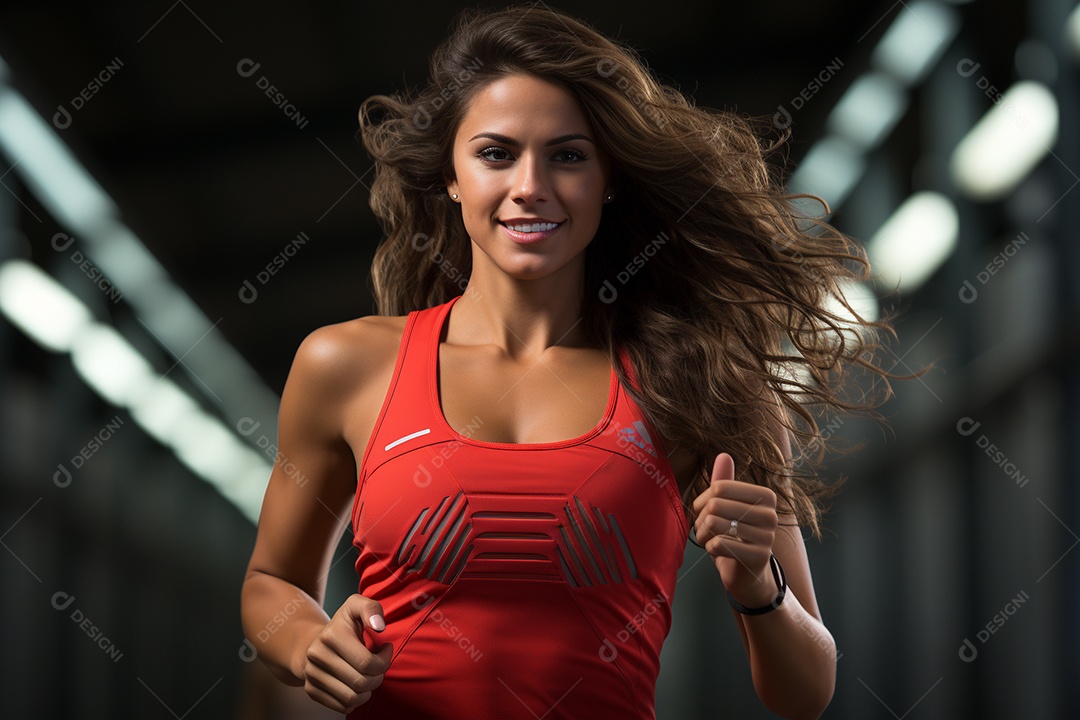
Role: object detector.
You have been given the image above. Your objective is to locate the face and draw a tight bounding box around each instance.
[445,73,612,281]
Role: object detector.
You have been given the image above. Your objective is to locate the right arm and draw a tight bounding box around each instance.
[240,320,392,713]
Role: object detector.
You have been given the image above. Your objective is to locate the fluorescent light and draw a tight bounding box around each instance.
[0,68,281,449]
[0,258,270,522]
[171,410,259,486]
[223,464,274,523]
[0,62,276,523]
[0,88,116,228]
[129,376,204,445]
[70,324,156,406]
[1068,3,1080,58]
[0,259,92,351]
[872,0,960,86]
[867,191,959,293]
[826,72,909,151]
[787,135,867,211]
[950,81,1059,201]
[91,221,169,296]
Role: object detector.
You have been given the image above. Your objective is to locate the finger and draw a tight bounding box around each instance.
[714,479,777,507]
[342,594,387,634]
[697,497,778,529]
[326,632,393,678]
[711,452,735,484]
[307,642,388,694]
[690,453,735,515]
[303,680,350,714]
[304,663,379,713]
[370,640,393,673]
[690,481,717,516]
[696,514,774,548]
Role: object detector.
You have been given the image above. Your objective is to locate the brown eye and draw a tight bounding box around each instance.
[477,146,511,162]
[555,149,588,162]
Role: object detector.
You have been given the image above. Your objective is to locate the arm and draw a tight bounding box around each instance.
[729,517,836,719]
[240,320,391,712]
[692,406,836,720]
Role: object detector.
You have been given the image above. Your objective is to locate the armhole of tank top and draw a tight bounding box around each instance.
[617,344,691,537]
[351,311,419,530]
[616,345,660,447]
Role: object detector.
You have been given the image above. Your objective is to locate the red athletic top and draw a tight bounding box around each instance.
[349,294,690,719]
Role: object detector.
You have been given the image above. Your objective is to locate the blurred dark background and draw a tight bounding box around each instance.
[1,0,1076,717]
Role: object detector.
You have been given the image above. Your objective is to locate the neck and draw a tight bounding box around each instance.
[450,267,590,360]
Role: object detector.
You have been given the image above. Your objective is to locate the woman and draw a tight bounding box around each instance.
[241,5,910,719]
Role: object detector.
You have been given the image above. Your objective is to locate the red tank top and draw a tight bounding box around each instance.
[349,294,690,719]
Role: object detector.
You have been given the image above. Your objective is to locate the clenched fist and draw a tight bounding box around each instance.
[691,452,781,609]
[301,594,393,713]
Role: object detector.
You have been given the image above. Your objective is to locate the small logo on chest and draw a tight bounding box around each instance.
[616,421,658,458]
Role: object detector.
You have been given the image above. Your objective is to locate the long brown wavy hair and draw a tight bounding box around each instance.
[357,3,924,539]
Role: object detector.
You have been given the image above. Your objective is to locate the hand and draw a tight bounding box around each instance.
[301,594,393,713]
[691,452,780,608]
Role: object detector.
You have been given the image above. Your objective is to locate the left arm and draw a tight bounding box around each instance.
[691,410,836,719]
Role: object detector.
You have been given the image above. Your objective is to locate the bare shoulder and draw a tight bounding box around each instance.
[282,314,410,464]
[288,314,408,392]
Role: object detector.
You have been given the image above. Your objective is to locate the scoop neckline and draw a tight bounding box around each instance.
[429,294,618,450]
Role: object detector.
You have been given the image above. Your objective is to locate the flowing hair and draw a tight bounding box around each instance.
[356,3,925,539]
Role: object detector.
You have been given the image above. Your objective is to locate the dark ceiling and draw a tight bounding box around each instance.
[0,0,1023,393]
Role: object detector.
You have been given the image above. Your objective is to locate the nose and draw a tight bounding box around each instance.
[511,151,549,204]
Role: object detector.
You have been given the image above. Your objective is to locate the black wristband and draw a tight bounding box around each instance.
[727,553,787,615]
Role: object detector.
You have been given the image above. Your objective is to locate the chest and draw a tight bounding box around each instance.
[437,344,701,500]
[436,343,613,444]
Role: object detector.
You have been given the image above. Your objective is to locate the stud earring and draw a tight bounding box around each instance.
[605,194,613,202]
[451,193,459,200]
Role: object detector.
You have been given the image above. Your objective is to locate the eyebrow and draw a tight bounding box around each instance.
[467,132,595,146]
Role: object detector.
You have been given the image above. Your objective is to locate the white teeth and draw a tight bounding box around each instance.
[504,221,559,233]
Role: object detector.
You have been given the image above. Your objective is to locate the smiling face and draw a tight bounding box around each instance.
[445,73,612,282]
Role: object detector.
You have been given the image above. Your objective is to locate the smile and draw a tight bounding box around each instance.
[499,221,562,232]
